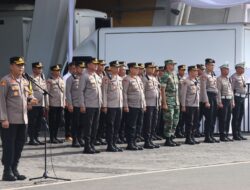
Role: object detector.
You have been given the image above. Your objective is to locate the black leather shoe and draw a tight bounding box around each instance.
[72,139,81,148]
[164,137,176,147]
[171,137,181,146]
[220,136,229,142]
[106,144,118,152]
[126,144,138,151]
[210,136,220,143]
[204,137,215,143]
[155,135,163,140]
[225,136,234,141]
[28,140,39,145]
[150,141,160,148]
[12,168,26,180]
[34,139,45,145]
[113,144,123,152]
[2,168,16,181]
[233,136,241,141]
[83,148,95,154]
[239,135,247,140]
[144,142,154,149]
[185,138,195,145]
[55,138,64,143]
[135,144,144,150]
[191,137,200,144]
[78,139,85,147]
[175,133,185,138]
[91,144,101,153]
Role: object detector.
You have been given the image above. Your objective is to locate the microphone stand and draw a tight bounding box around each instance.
[24,73,70,182]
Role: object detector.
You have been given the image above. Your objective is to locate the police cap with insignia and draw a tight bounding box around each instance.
[178,65,186,70]
[91,58,100,64]
[75,61,85,68]
[109,60,120,67]
[235,62,245,69]
[164,59,177,66]
[188,65,198,72]
[32,62,43,68]
[50,64,61,71]
[118,61,126,67]
[127,62,139,69]
[99,60,106,65]
[219,64,229,69]
[205,58,215,64]
[145,62,156,68]
[10,56,25,65]
[138,63,145,69]
[159,66,165,70]
[196,64,205,70]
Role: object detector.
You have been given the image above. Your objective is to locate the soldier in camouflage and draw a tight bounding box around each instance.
[160,60,181,147]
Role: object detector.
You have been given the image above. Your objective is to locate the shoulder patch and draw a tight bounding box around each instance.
[0,80,6,86]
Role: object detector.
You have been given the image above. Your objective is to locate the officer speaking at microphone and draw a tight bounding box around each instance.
[0,56,38,181]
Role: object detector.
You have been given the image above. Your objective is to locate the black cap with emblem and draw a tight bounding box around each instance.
[32,62,43,68]
[178,65,186,70]
[127,62,139,69]
[205,58,215,64]
[50,64,61,71]
[109,60,120,67]
[10,56,25,65]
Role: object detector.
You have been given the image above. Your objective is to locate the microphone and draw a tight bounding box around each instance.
[22,73,34,82]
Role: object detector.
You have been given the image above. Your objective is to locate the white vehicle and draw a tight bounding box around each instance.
[74,23,250,75]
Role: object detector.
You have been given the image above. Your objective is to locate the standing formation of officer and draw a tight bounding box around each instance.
[1,55,250,182]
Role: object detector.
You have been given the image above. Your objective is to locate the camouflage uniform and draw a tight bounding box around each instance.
[160,71,180,138]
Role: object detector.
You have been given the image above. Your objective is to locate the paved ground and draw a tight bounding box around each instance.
[1,134,250,190]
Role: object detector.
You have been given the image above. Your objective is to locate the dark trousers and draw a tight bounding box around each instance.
[1,124,26,168]
[196,102,205,134]
[96,111,107,139]
[84,108,100,144]
[71,107,84,140]
[28,106,44,141]
[64,108,71,137]
[203,92,217,137]
[156,108,165,137]
[119,111,127,140]
[49,107,63,140]
[143,106,158,141]
[184,107,199,136]
[232,96,245,137]
[126,107,144,144]
[106,108,122,144]
[175,106,185,134]
[218,99,232,136]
